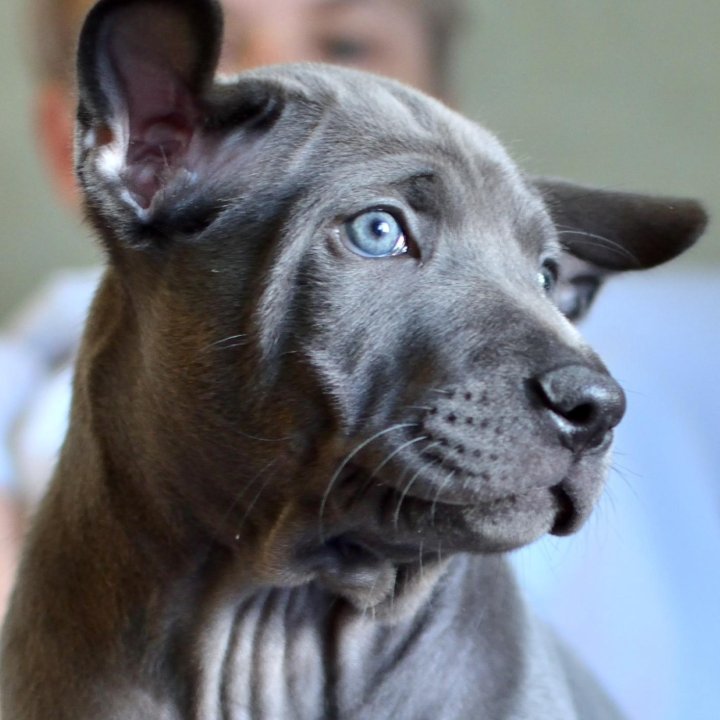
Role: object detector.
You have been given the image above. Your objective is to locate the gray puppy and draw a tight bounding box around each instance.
[1,0,707,718]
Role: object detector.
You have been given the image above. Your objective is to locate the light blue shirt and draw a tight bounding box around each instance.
[514,270,720,720]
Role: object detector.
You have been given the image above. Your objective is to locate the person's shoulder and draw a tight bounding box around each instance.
[585,268,720,373]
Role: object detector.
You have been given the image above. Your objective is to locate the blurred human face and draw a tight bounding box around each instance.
[218,0,435,93]
[41,0,437,206]
[65,0,436,92]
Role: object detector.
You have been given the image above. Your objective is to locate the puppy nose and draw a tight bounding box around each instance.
[532,365,626,453]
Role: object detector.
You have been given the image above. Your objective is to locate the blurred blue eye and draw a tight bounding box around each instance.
[538,260,559,295]
[344,210,408,258]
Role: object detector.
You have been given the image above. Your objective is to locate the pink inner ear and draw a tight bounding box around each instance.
[108,26,200,209]
[125,118,194,209]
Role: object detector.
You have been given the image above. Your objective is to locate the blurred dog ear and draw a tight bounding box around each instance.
[534,178,708,321]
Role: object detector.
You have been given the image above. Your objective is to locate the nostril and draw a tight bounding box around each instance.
[563,402,595,426]
[531,365,626,452]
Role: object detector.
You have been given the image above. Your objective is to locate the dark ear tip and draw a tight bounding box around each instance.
[642,197,709,268]
[675,198,709,242]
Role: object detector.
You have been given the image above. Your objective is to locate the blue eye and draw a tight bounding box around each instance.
[344,210,408,258]
[538,259,559,295]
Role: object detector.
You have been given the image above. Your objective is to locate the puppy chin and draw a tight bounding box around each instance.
[312,541,451,615]
[240,438,610,609]
[422,487,561,554]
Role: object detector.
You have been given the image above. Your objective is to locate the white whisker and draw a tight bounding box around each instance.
[232,459,280,534]
[318,422,418,539]
[430,469,457,527]
[203,333,249,352]
[556,227,639,264]
[234,428,293,443]
[392,460,432,530]
[369,435,429,482]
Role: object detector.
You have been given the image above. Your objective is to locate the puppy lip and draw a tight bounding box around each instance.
[373,468,567,510]
[340,461,471,507]
[549,482,579,536]
[338,462,586,543]
[378,477,476,508]
[356,462,574,513]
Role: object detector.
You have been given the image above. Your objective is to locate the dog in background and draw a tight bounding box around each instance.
[1,0,707,717]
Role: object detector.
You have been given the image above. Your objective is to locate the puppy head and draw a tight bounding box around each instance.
[75,0,706,606]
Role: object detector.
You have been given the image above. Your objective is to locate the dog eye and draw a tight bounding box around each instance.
[344,210,408,258]
[538,259,559,295]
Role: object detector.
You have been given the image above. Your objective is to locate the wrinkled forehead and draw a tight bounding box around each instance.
[222,63,523,193]
[275,65,542,224]
[216,65,554,268]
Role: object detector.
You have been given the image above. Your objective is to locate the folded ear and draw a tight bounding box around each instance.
[534,178,708,321]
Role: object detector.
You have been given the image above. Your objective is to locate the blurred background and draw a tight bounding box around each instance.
[1,0,718,318]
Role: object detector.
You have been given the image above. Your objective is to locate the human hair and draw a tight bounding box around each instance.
[30,0,465,94]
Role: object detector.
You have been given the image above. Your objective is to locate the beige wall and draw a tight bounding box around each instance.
[454,1,719,267]
[1,0,717,320]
